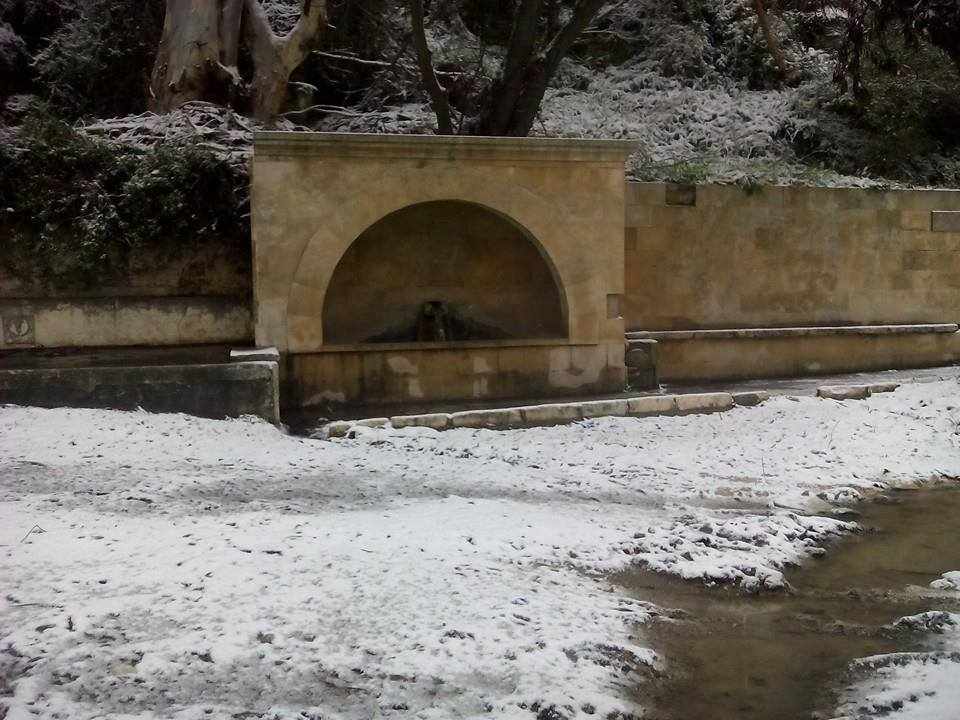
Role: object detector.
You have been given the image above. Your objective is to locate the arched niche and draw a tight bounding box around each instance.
[322,200,568,344]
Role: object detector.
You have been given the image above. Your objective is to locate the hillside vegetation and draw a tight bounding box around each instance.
[1,0,958,287]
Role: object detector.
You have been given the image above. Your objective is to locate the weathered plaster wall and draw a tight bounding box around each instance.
[0,241,252,350]
[625,183,960,330]
[0,297,251,350]
[288,341,625,407]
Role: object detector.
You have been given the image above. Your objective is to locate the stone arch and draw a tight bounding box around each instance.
[283,180,591,351]
[321,200,568,344]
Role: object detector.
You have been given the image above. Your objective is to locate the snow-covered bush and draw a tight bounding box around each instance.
[0,20,26,98]
[793,34,960,186]
[0,114,248,289]
[34,0,163,118]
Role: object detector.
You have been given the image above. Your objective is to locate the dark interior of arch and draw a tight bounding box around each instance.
[323,201,567,344]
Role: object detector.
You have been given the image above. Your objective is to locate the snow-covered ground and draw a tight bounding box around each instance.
[1,376,959,719]
[835,608,960,720]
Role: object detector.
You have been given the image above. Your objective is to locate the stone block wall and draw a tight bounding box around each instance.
[0,361,279,422]
[0,241,252,350]
[625,183,960,331]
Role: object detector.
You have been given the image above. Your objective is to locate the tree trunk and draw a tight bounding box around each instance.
[150,0,323,119]
[249,49,291,121]
[409,0,453,134]
[472,0,608,137]
[150,0,245,112]
[243,0,327,123]
[753,0,795,82]
[481,0,542,135]
[221,0,244,68]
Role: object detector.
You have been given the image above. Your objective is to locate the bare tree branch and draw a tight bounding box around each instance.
[408,0,453,135]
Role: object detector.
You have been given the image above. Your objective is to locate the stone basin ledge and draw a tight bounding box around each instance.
[626,323,959,342]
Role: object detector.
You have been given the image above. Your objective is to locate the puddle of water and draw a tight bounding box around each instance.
[616,486,960,720]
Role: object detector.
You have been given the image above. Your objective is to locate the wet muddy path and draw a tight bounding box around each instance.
[617,486,960,720]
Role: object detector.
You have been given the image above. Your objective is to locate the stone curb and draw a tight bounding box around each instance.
[451,408,524,429]
[518,402,584,427]
[675,392,735,415]
[816,382,901,401]
[320,389,767,437]
[392,412,451,430]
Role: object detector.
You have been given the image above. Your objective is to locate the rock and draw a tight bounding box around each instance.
[868,382,900,394]
[354,417,390,429]
[625,339,659,389]
[578,399,628,419]
[930,571,960,591]
[519,403,583,427]
[732,391,770,407]
[390,413,451,430]
[625,341,658,366]
[674,392,735,415]
[450,408,524,430]
[626,395,677,416]
[817,385,871,400]
[322,421,352,439]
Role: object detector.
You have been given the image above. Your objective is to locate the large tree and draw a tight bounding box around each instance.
[408,0,615,137]
[149,0,327,121]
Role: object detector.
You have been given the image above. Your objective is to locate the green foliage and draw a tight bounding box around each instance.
[33,0,164,118]
[0,115,249,290]
[632,159,720,185]
[300,0,399,107]
[798,35,960,186]
[0,20,27,94]
[0,0,78,52]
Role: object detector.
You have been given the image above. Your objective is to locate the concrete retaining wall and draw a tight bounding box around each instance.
[0,361,279,422]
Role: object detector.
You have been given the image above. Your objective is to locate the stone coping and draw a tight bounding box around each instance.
[626,323,959,341]
[624,180,960,198]
[230,346,280,362]
[301,338,575,353]
[254,131,638,163]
